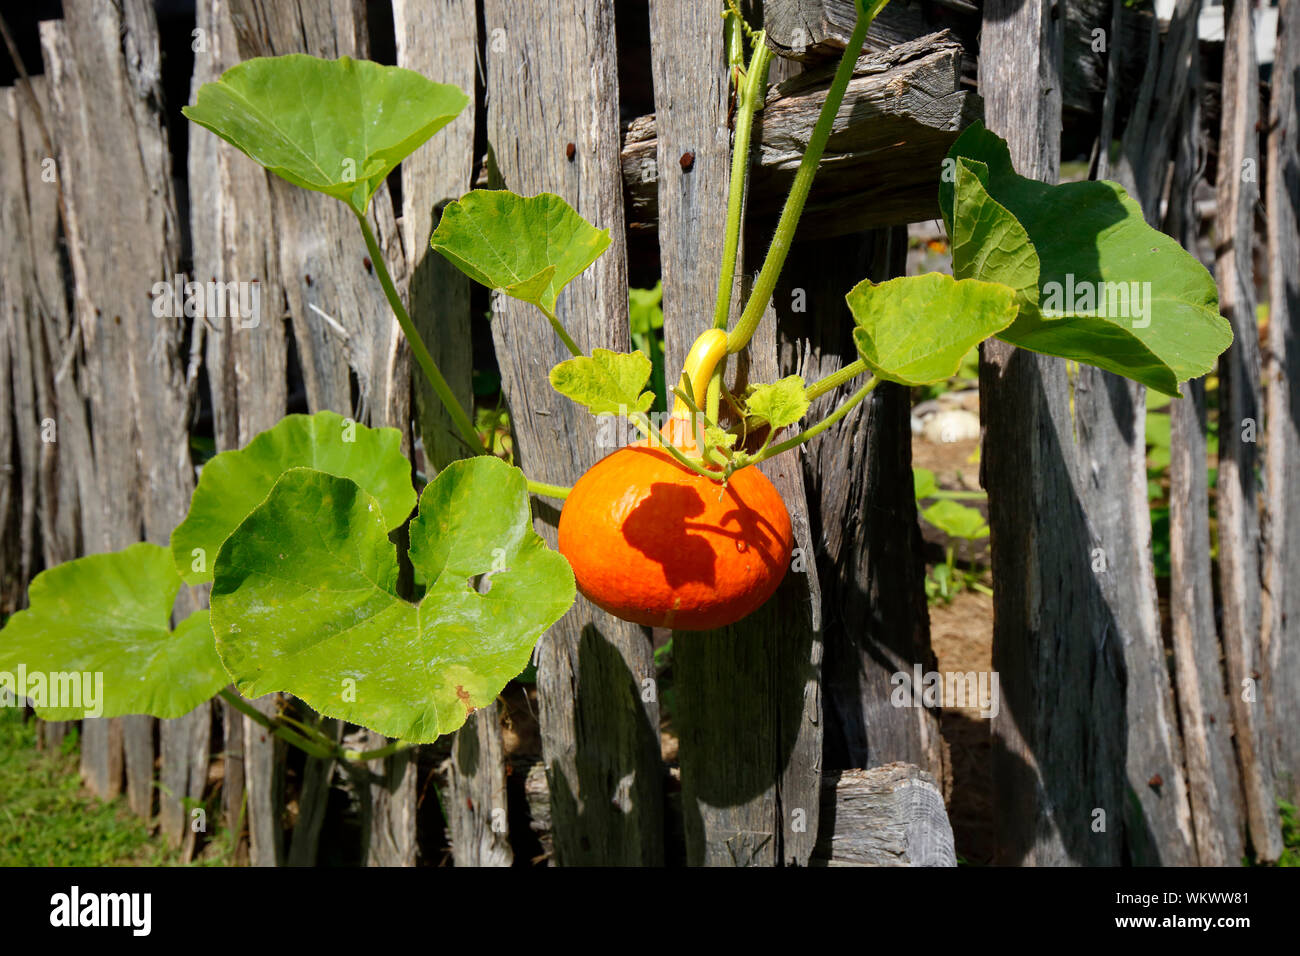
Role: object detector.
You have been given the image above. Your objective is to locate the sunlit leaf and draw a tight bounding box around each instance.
[171,411,415,585]
[940,122,1233,396]
[210,458,574,742]
[921,499,989,541]
[847,273,1018,386]
[549,349,655,417]
[0,544,223,720]
[183,54,468,216]
[430,190,611,317]
[743,375,810,431]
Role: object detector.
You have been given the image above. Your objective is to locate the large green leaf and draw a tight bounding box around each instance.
[847,273,1018,386]
[171,411,415,585]
[940,122,1232,396]
[183,54,468,216]
[0,544,224,720]
[210,457,574,742]
[430,190,611,317]
[549,349,654,417]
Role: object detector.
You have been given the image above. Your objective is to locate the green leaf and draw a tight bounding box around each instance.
[629,282,665,335]
[847,273,1018,386]
[183,55,468,217]
[913,466,938,500]
[210,458,574,742]
[921,499,989,541]
[743,375,810,431]
[549,349,655,417]
[171,411,416,585]
[0,544,224,720]
[940,122,1233,396]
[430,190,611,317]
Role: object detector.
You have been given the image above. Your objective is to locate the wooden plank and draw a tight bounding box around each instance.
[393,0,476,472]
[979,0,1132,867]
[1067,0,1200,866]
[814,763,956,866]
[0,89,30,621]
[481,0,665,866]
[621,32,980,238]
[785,228,943,779]
[521,757,956,866]
[1161,26,1247,867]
[392,0,482,866]
[446,703,513,866]
[39,0,187,807]
[1264,0,1300,808]
[190,0,296,861]
[286,718,341,866]
[1215,0,1284,863]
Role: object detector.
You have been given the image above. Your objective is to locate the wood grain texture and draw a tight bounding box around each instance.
[814,763,956,866]
[482,0,664,865]
[784,229,942,781]
[393,0,476,472]
[979,0,1134,867]
[446,702,513,866]
[393,0,485,866]
[622,31,979,238]
[1065,0,1200,866]
[1264,0,1300,809]
[1215,0,1283,863]
[1162,33,1246,866]
[39,0,192,808]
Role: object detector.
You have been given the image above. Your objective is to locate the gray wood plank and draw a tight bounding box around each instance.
[1161,32,1247,867]
[1264,0,1300,809]
[785,228,943,780]
[39,1,188,808]
[978,0,1130,867]
[446,702,513,867]
[622,31,980,238]
[393,0,477,472]
[814,763,956,866]
[1215,0,1284,863]
[481,0,665,866]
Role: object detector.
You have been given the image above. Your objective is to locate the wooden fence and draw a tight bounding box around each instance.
[0,0,1295,866]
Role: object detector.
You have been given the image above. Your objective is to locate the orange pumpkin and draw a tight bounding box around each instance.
[557,331,793,630]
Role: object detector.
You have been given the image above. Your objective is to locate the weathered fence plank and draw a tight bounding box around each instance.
[1265,0,1300,809]
[39,0,190,812]
[814,763,956,866]
[393,0,486,867]
[785,228,942,780]
[446,703,513,866]
[1215,0,1283,863]
[979,0,1134,866]
[1070,0,1201,866]
[623,31,978,238]
[482,0,665,865]
[1161,22,1247,867]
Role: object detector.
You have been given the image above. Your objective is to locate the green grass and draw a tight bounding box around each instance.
[0,708,167,866]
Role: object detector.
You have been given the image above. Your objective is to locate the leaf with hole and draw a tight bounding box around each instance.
[209,457,574,742]
[0,543,224,720]
[183,54,468,216]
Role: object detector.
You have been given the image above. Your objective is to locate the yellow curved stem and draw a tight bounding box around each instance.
[671,329,729,418]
